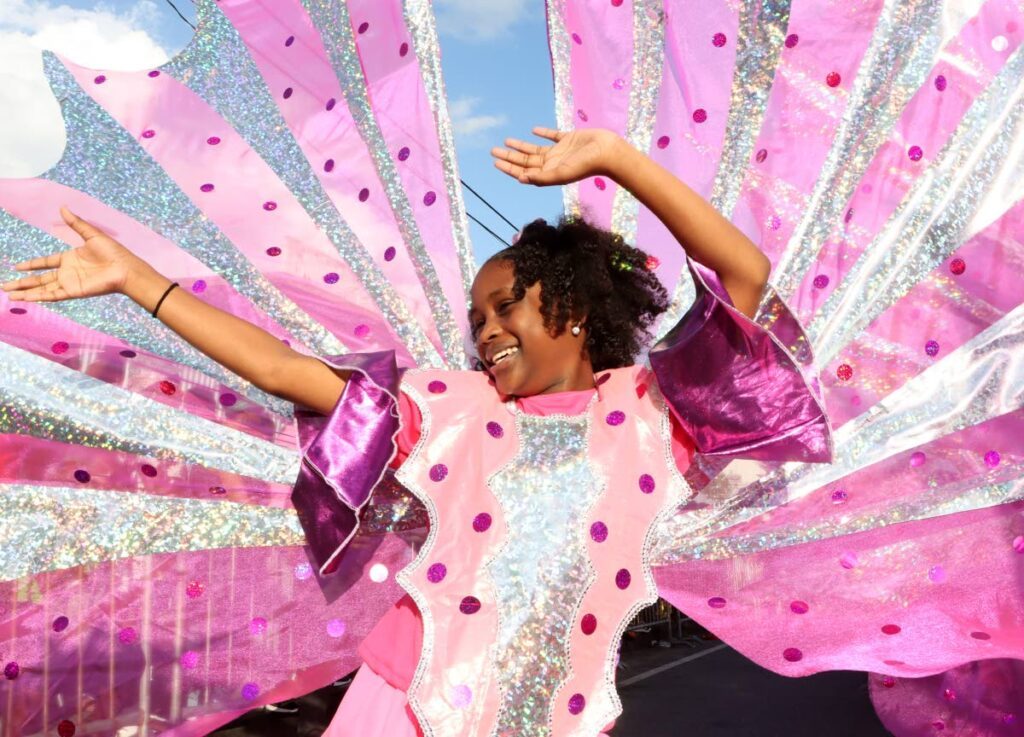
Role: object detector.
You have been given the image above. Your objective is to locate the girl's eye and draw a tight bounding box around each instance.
[497,300,515,313]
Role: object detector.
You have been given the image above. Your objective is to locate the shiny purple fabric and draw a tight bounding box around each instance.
[292,350,403,575]
[649,257,832,464]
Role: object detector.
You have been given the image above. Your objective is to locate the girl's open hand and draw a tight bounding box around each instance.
[492,127,622,186]
[1,207,141,303]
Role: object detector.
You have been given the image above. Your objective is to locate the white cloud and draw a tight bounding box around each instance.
[449,97,507,145]
[0,1,171,177]
[434,0,531,42]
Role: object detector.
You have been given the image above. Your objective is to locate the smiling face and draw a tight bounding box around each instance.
[469,258,594,397]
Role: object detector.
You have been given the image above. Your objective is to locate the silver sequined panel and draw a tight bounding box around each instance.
[485,412,603,736]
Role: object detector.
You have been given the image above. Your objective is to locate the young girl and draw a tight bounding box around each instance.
[2,127,828,736]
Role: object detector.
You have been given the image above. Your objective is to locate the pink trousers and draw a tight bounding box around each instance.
[324,664,613,736]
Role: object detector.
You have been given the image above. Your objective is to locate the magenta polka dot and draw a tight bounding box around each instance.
[118,627,138,645]
[10,307,27,315]
[52,615,69,632]
[568,693,585,714]
[323,272,339,284]
[423,191,437,206]
[219,392,237,407]
[836,364,853,381]
[486,421,504,438]
[357,21,369,34]
[615,568,631,589]
[200,183,215,193]
[611,0,623,5]
[590,521,608,542]
[606,410,625,426]
[148,70,160,78]
[384,246,397,261]
[266,246,282,257]
[612,77,626,90]
[790,600,809,614]
[473,513,492,532]
[94,75,106,84]
[263,201,277,211]
[692,108,707,123]
[925,340,939,357]
[142,129,156,139]
[656,135,670,149]
[207,136,221,145]
[785,33,799,48]
[638,474,655,494]
[768,214,782,230]
[783,647,803,662]
[180,650,199,669]
[285,35,295,46]
[209,485,227,495]
[984,450,1001,467]
[354,324,370,339]
[52,341,69,354]
[191,279,206,293]
[324,158,335,173]
[756,148,767,163]
[950,257,966,275]
[241,682,260,701]
[74,469,90,483]
[186,580,205,599]
[430,464,448,482]
[398,146,411,161]
[581,613,597,635]
[831,488,848,503]
[326,98,337,111]
[708,596,726,609]
[358,187,370,202]
[826,71,841,87]
[283,87,293,99]
[428,380,447,393]
[399,42,409,57]
[159,380,176,395]
[845,207,854,223]
[594,177,607,190]
[813,274,829,289]
[935,75,947,91]
[459,596,481,614]
[249,617,268,635]
[971,631,991,640]
[4,662,19,680]
[908,145,923,161]
[839,551,858,569]
[427,563,447,583]
[572,32,582,45]
[910,451,926,467]
[712,32,727,47]
[577,109,589,122]
[881,675,896,688]
[645,255,660,271]
[881,624,901,635]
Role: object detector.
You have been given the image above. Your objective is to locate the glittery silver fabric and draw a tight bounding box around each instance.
[545,0,581,218]
[485,410,602,735]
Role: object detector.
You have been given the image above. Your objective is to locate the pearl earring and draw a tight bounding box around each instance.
[571,324,581,336]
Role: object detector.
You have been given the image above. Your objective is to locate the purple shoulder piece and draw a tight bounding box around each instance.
[649,257,832,464]
[291,350,402,576]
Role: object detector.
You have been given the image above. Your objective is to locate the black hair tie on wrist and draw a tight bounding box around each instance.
[152,282,179,318]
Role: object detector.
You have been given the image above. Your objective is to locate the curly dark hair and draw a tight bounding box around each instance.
[488,215,670,372]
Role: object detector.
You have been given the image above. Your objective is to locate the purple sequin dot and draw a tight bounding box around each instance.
[910,451,927,467]
[656,135,670,149]
[430,464,448,482]
[358,21,369,34]
[241,683,260,701]
[283,87,293,99]
[427,563,447,583]
[209,486,227,495]
[94,75,106,84]
[950,257,966,275]
[712,32,727,47]
[326,618,347,637]
[708,596,727,609]
[323,272,340,284]
[399,42,409,57]
[840,551,859,569]
[486,421,504,438]
[881,624,902,635]
[768,214,782,231]
[266,246,281,257]
[845,207,854,223]
[148,70,160,78]
[881,675,896,688]
[638,473,655,494]
[929,565,946,583]
[186,580,205,599]
[783,647,803,662]
[935,75,947,91]
[985,450,1001,468]
[908,145,923,161]
[428,380,447,393]
[249,617,268,635]
[615,568,631,590]
[473,513,492,532]
[207,136,221,145]
[324,159,335,173]
[180,650,199,669]
[398,146,411,161]
[142,129,156,139]
[358,187,370,202]
[219,392,237,407]
[790,600,809,614]
[200,183,215,193]
[74,469,90,483]
[52,341,69,354]
[191,279,206,293]
[572,32,583,44]
[10,307,27,315]
[756,148,768,163]
[590,521,608,543]
[785,33,799,48]
[581,613,597,635]
[285,35,295,46]
[606,410,625,426]
[119,349,136,358]
[52,615,69,632]
[577,109,589,122]
[423,191,437,206]
[118,627,137,645]
[4,662,19,680]
[354,324,370,339]
[326,97,336,111]
[971,631,991,640]
[459,596,481,614]
[925,340,940,357]
[568,693,586,715]
[813,274,830,289]
[263,201,277,211]
[831,488,848,504]
[612,77,626,90]
[594,177,607,190]
[693,108,707,123]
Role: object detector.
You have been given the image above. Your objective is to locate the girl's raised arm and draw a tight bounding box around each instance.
[1,207,347,416]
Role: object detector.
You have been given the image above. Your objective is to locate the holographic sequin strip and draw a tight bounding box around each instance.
[0,211,289,416]
[651,302,1024,561]
[655,0,790,341]
[404,0,478,331]
[165,2,442,370]
[39,55,351,379]
[546,0,580,217]
[301,0,465,369]
[0,342,299,484]
[809,43,1024,366]
[486,411,602,736]
[769,0,977,301]
[608,0,665,244]
[0,483,304,580]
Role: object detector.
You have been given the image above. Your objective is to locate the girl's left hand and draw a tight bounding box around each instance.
[491,127,622,186]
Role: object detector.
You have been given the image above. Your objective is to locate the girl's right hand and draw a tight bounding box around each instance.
[1,207,143,303]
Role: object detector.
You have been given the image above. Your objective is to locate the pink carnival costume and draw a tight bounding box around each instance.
[0,1,1021,737]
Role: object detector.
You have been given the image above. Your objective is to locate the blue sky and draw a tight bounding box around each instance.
[0,0,564,265]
